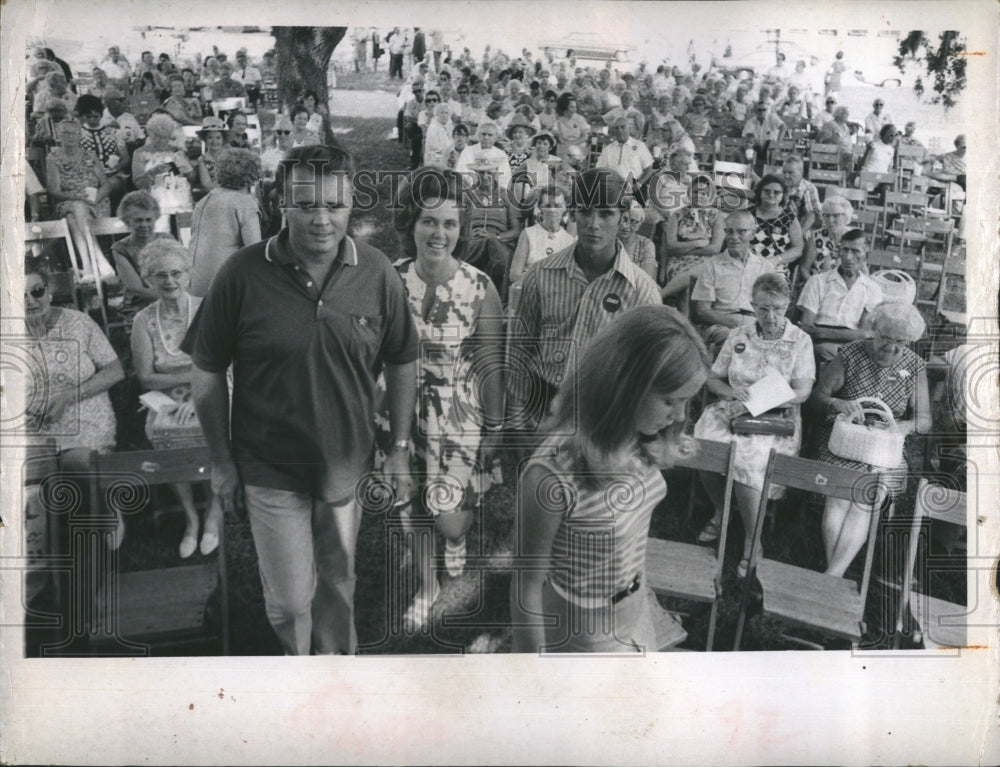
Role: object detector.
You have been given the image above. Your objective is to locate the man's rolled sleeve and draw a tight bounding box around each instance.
[796,273,822,314]
[689,261,717,304]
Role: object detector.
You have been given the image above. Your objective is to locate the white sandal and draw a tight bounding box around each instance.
[445,537,467,578]
[403,580,441,632]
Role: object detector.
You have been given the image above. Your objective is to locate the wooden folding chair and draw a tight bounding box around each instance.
[766,138,798,167]
[809,168,847,189]
[894,479,967,649]
[646,438,737,651]
[936,245,966,323]
[88,447,229,655]
[692,137,716,172]
[733,450,886,650]
[806,142,841,176]
[718,136,753,163]
[826,187,865,210]
[25,220,85,310]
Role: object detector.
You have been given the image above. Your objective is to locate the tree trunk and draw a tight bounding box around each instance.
[272,26,347,136]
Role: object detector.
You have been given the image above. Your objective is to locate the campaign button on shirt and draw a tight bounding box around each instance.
[734,342,746,354]
[602,293,622,313]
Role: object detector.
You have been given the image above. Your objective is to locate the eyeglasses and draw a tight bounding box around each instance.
[874,329,909,346]
[751,301,789,315]
[151,270,187,282]
[425,98,440,104]
[275,130,291,135]
[25,285,47,300]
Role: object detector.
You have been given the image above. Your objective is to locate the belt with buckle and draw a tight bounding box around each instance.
[611,574,641,605]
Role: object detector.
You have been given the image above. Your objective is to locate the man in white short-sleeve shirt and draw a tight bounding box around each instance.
[797,229,883,362]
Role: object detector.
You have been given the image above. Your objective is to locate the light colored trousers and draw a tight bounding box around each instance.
[244,485,362,655]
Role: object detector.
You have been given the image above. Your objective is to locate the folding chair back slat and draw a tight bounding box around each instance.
[89,446,228,653]
[733,450,885,650]
[894,478,968,649]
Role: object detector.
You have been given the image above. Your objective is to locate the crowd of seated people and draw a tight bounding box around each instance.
[21,34,969,655]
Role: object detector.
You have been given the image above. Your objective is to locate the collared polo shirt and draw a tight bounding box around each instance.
[182,230,419,503]
[596,137,654,181]
[691,250,773,314]
[508,242,660,400]
[797,269,883,329]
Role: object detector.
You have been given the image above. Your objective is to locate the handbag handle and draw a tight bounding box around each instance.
[874,269,914,285]
[845,397,897,429]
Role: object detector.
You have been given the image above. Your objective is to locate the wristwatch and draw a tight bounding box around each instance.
[392,439,410,450]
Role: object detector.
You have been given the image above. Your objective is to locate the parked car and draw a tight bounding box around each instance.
[538,33,635,63]
[714,41,813,77]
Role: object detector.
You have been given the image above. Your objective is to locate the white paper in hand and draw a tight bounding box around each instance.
[139,390,179,413]
[743,367,796,417]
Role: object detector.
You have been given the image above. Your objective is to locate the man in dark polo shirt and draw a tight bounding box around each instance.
[183,145,419,655]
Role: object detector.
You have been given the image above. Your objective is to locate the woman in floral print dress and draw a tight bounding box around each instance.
[376,169,505,631]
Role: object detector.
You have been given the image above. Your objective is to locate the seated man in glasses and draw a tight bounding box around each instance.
[691,210,775,348]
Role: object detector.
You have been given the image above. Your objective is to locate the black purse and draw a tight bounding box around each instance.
[730,406,795,437]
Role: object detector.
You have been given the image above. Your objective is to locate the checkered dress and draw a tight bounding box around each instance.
[750,205,797,262]
[813,340,926,494]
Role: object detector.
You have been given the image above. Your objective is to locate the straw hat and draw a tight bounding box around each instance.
[197,116,230,140]
[505,113,535,139]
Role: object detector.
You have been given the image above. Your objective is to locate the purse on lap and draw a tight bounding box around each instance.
[730,406,795,437]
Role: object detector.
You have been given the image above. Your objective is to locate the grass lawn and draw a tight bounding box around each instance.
[90,111,967,657]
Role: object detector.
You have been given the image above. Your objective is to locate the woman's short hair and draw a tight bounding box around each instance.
[537,186,566,209]
[555,92,576,116]
[145,113,178,139]
[25,255,49,285]
[226,109,247,128]
[879,123,897,143]
[752,272,791,300]
[393,167,469,261]
[138,237,192,279]
[452,122,469,136]
[216,148,261,190]
[289,103,310,121]
[871,302,926,343]
[547,304,710,476]
[821,194,855,219]
[754,173,787,207]
[117,190,161,220]
[75,94,104,117]
[301,89,320,104]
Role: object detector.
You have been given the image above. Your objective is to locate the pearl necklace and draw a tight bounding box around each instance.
[155,294,192,358]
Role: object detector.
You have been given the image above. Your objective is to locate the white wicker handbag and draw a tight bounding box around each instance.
[871,269,917,305]
[828,397,905,468]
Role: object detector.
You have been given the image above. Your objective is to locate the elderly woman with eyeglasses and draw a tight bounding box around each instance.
[23,256,124,453]
[799,194,855,280]
[131,239,222,558]
[618,199,658,281]
[807,302,931,577]
[693,273,815,578]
